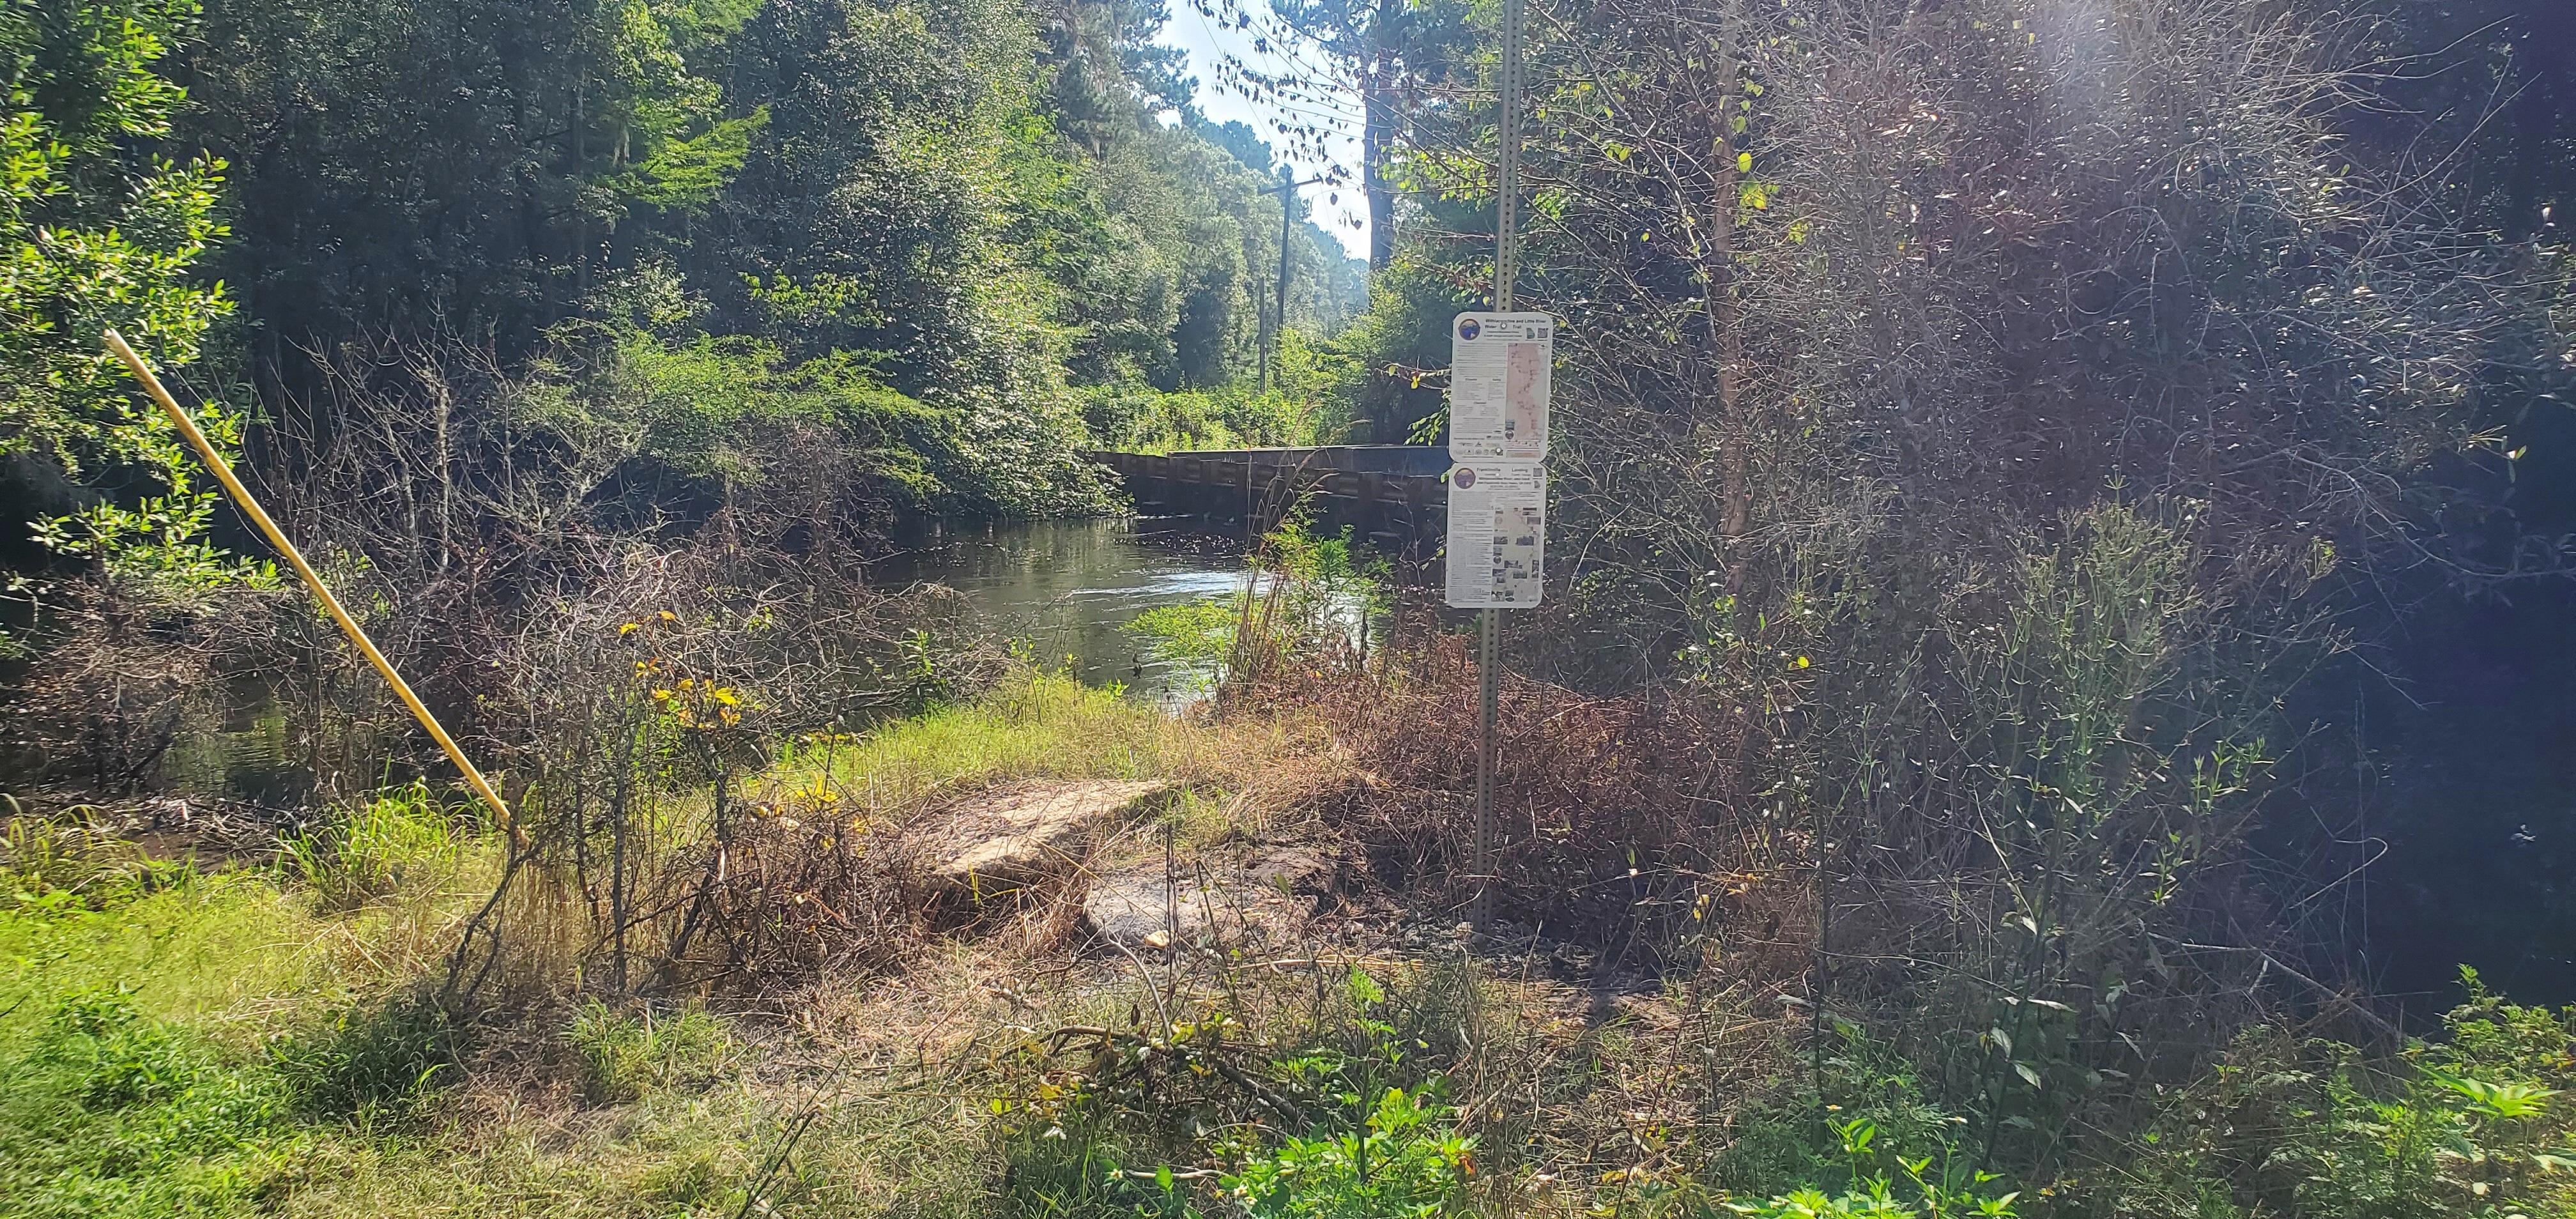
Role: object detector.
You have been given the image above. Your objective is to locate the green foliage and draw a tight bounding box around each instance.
[31,485,277,594]
[1002,1109,1197,1218]
[174,0,762,348]
[1673,503,2313,1173]
[2,809,190,912]
[0,988,303,1218]
[567,326,1109,516]
[564,999,733,1103]
[1079,328,1362,453]
[1314,260,1471,445]
[1221,1085,1474,1218]
[1,0,241,579]
[1719,1116,2018,1219]
[1084,383,1300,454]
[157,0,1360,546]
[1123,512,1384,694]
[580,0,767,217]
[1126,598,1238,669]
[279,783,463,912]
[266,992,454,1119]
[615,105,770,211]
[998,962,1484,1218]
[1261,513,1370,587]
[2111,971,2576,1218]
[1225,512,1383,683]
[701,0,1112,495]
[1717,1026,2021,1219]
[1724,1177,2015,1219]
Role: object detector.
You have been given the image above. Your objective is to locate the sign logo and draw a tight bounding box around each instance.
[1452,466,1478,489]
[1458,318,1482,341]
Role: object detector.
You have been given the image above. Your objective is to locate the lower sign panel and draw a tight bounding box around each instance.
[1444,461,1545,608]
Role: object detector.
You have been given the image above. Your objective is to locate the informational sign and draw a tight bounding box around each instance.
[1444,461,1546,608]
[1445,311,1552,609]
[1446,312,1552,461]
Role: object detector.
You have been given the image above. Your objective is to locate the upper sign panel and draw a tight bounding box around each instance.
[1448,312,1552,461]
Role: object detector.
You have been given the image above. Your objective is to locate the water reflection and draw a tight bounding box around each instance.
[173,517,1324,802]
[871,516,1262,706]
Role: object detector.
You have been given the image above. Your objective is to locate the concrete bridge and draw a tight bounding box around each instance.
[1085,446,1450,557]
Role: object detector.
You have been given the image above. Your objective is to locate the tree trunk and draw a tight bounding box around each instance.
[1362,0,1397,270]
[1708,19,1751,576]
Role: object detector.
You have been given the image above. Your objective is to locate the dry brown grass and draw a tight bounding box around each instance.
[3,654,1827,1218]
[1233,634,1798,973]
[445,668,1361,1000]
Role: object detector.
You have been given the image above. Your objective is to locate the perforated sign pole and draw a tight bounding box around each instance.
[1472,0,1525,937]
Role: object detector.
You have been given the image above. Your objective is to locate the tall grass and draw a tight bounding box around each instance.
[565,999,733,1103]
[17,657,2549,1218]
[279,783,465,912]
[775,670,1236,824]
[0,875,371,1036]
[0,803,484,1216]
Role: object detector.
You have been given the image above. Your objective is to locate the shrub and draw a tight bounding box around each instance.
[2109,970,2576,1218]
[997,963,1487,1218]
[1718,1026,2022,1219]
[1221,1084,1476,1218]
[1080,382,1319,454]
[1126,599,1239,670]
[1719,1116,2020,1219]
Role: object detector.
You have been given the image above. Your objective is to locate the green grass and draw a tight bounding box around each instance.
[0,677,1258,1219]
[0,986,307,1219]
[0,673,1372,1219]
[279,783,465,913]
[0,865,471,1218]
[565,998,734,1103]
[0,794,487,1218]
[14,667,2570,1219]
[0,855,1001,1219]
[765,670,1246,822]
[0,873,367,1035]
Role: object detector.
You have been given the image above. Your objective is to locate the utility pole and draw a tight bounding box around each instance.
[1471,0,1526,936]
[1262,169,1326,396]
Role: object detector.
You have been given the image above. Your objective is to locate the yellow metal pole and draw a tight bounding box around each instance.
[102,330,512,826]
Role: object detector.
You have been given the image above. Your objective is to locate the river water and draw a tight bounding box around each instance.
[169,516,1279,804]
[871,516,1260,705]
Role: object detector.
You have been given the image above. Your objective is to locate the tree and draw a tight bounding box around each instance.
[1343,0,2576,1178]
[1192,0,1472,271]
[0,0,240,584]
[172,0,762,385]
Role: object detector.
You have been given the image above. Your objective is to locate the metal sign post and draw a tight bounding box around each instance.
[1455,0,1528,936]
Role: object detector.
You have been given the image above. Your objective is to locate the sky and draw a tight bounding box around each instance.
[1155,3,1372,260]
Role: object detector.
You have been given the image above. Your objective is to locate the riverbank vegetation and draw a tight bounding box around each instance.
[5,0,2576,1214]
[10,654,2576,1218]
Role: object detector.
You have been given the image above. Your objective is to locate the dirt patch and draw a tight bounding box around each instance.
[1082,843,1327,949]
